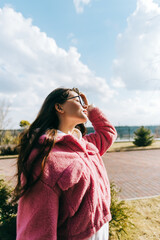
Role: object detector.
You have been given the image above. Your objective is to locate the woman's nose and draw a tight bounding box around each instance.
[82,104,88,109]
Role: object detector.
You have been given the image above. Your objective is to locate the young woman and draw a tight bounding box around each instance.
[15,87,117,240]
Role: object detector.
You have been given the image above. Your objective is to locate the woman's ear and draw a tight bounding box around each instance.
[55,103,64,113]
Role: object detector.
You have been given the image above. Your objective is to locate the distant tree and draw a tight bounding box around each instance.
[19,120,30,128]
[0,100,11,130]
[2,131,14,145]
[1,131,18,145]
[0,100,11,145]
[133,126,154,147]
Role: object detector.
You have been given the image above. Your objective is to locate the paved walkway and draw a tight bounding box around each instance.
[0,149,160,200]
[0,158,17,185]
[103,149,160,200]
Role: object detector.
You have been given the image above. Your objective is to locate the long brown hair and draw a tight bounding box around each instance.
[13,87,86,202]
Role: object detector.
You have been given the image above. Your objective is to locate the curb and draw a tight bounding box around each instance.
[123,195,160,201]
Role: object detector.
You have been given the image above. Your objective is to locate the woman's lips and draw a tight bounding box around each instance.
[83,109,88,115]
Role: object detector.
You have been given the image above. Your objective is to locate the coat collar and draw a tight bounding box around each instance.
[57,128,82,141]
[39,128,82,146]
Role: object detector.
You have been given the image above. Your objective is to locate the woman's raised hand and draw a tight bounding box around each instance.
[80,93,95,111]
[80,93,88,107]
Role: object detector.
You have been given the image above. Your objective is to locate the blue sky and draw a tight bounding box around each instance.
[0,0,160,128]
[0,0,136,77]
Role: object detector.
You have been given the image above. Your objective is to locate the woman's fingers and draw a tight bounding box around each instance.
[80,93,89,107]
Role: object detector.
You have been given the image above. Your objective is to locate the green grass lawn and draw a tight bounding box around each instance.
[108,140,160,152]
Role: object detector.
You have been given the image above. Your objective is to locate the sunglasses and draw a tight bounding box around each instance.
[67,95,84,106]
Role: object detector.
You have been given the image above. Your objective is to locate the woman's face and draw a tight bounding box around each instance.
[61,91,88,124]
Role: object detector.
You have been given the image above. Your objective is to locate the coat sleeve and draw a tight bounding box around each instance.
[83,107,117,156]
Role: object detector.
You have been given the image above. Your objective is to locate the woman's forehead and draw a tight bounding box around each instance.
[68,91,79,97]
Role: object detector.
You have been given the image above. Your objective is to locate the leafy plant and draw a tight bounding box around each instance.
[0,145,18,156]
[19,120,30,128]
[133,126,154,147]
[0,178,17,240]
[1,131,14,145]
[1,131,19,145]
[109,182,135,240]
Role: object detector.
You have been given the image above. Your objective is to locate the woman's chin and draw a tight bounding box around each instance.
[82,115,88,123]
[77,115,88,124]
[82,112,88,120]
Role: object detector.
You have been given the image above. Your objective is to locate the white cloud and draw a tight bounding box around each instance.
[112,0,160,90]
[111,76,126,88]
[0,6,113,128]
[1,3,160,128]
[73,0,91,13]
[102,89,160,126]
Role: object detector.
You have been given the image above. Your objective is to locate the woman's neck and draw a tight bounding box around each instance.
[58,123,75,134]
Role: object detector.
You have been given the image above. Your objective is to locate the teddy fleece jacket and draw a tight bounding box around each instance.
[17,107,117,240]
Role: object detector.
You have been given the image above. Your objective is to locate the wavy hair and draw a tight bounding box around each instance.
[13,87,87,202]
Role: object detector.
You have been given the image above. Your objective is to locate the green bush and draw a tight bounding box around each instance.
[109,182,135,240]
[133,126,154,147]
[0,179,17,240]
[0,145,18,156]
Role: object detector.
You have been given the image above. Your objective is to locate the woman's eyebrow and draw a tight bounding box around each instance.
[67,95,79,100]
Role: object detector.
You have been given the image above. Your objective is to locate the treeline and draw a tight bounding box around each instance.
[1,125,160,142]
[87,125,160,140]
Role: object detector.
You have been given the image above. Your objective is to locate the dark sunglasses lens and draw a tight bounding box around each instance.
[79,96,84,106]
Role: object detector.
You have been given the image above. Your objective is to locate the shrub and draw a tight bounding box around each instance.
[0,178,17,240]
[133,126,154,147]
[0,145,18,156]
[0,131,19,145]
[2,131,14,145]
[109,182,135,240]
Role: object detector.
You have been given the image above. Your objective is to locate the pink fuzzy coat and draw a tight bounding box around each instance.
[17,107,117,240]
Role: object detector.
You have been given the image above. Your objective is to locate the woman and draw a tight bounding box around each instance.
[15,87,117,240]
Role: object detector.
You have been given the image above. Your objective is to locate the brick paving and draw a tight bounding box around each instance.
[103,149,160,199]
[0,149,160,200]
